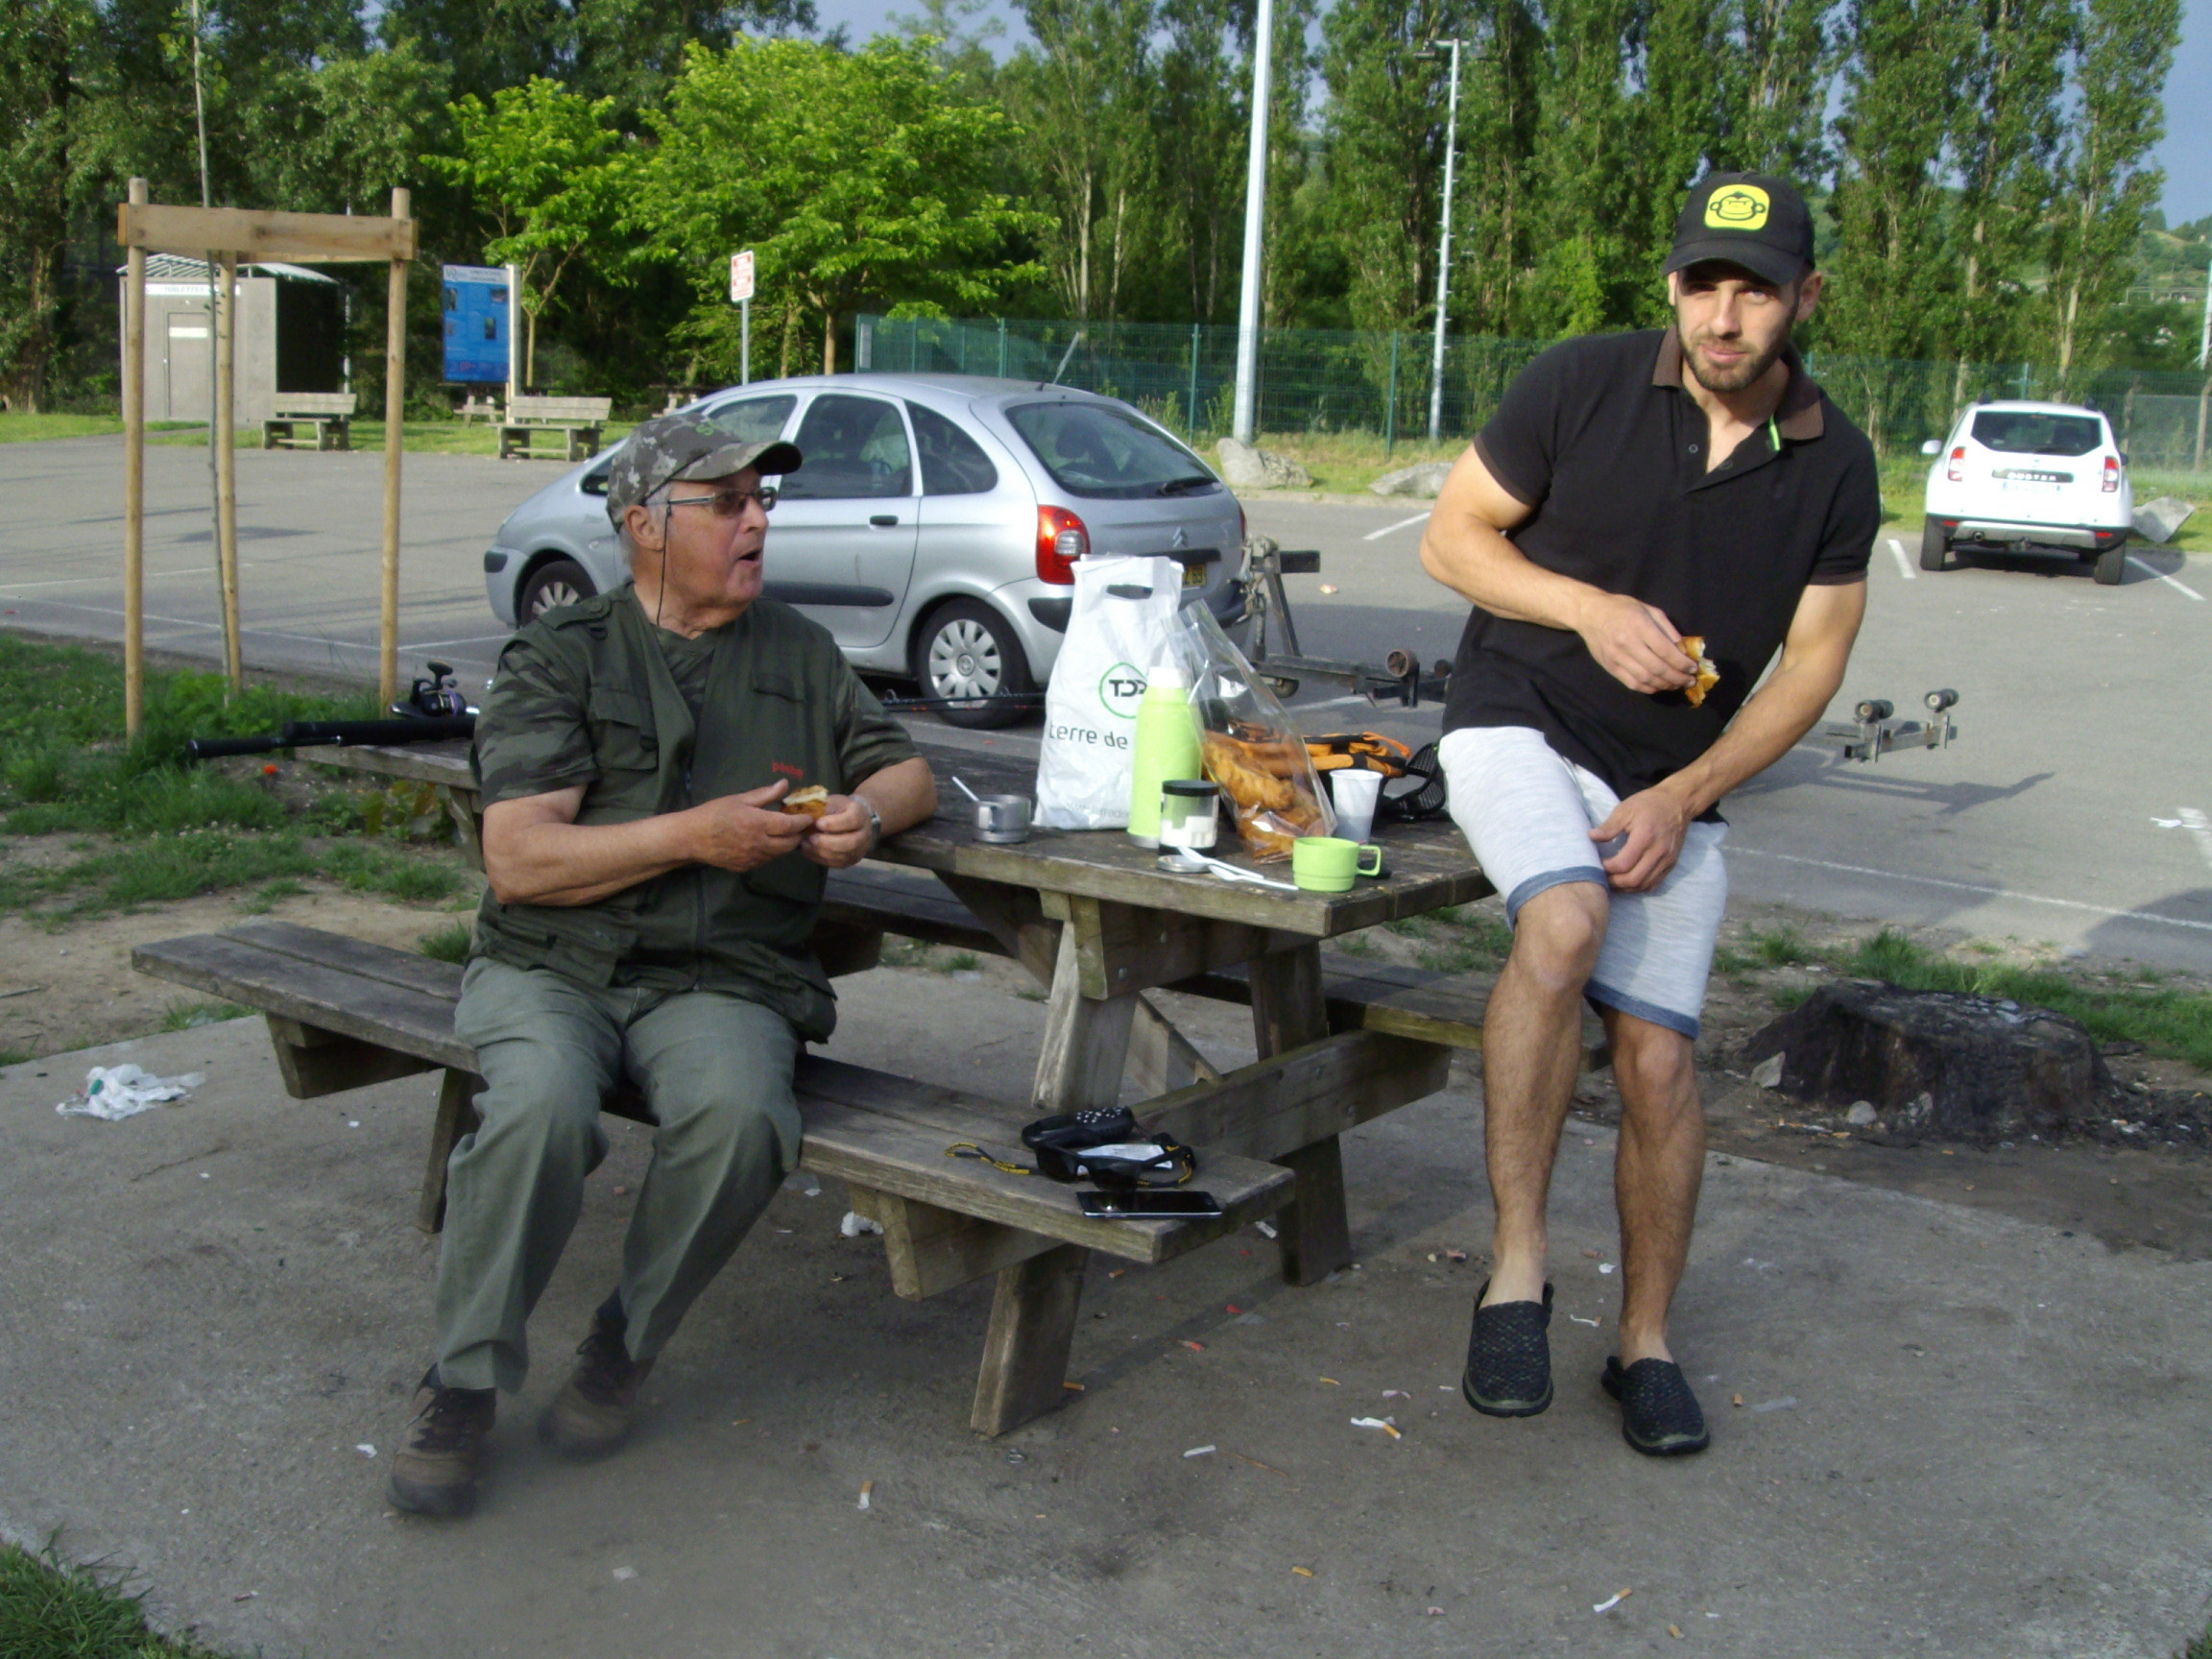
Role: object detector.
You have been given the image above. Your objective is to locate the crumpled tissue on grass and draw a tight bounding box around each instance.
[56,1063,204,1121]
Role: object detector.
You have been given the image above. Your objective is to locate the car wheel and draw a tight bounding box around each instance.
[911,599,1035,730]
[2093,544,2127,586]
[1919,517,1951,572]
[518,557,595,622]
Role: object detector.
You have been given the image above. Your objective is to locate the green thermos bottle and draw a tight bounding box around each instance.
[1127,664,1201,848]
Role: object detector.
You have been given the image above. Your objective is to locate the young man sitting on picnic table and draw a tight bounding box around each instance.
[387,412,936,1517]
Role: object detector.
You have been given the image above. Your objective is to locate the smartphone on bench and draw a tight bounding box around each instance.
[1078,1190,1224,1220]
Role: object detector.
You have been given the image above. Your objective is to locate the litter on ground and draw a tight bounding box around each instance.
[1599,1262,1616,1275]
[857,1479,874,1511]
[1349,1416,1401,1439]
[1255,1219,1278,1238]
[56,1064,204,1122]
[1291,1566,1314,1577]
[838,1211,884,1238]
[1594,1588,1633,1614]
[354,1444,375,1457]
[1568,1313,1600,1327]
[1183,1444,1216,1458]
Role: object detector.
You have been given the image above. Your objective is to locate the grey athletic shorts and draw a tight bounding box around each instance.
[1439,725,1728,1039]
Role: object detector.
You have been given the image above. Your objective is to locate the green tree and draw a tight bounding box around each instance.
[1153,0,1250,323]
[0,0,99,410]
[637,36,1046,375]
[1001,0,1160,322]
[427,78,625,388]
[1709,0,1831,177]
[241,41,454,215]
[1943,0,2067,383]
[2042,0,2181,387]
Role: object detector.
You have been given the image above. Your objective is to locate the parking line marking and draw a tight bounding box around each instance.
[2179,808,2212,873]
[2125,555,2204,601]
[1886,538,1916,580]
[1729,845,2212,935]
[1363,513,1430,541]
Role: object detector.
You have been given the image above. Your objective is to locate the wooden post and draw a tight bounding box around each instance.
[380,187,410,710]
[215,253,242,690]
[122,179,148,744]
[1250,944,1353,1286]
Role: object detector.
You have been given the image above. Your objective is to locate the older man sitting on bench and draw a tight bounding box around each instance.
[386,411,936,1517]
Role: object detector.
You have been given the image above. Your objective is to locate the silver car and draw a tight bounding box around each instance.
[481,373,1250,727]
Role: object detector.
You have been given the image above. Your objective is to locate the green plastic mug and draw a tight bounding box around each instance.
[1291,836,1384,892]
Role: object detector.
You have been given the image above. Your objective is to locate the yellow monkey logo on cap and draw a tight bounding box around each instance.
[1705,184,1770,229]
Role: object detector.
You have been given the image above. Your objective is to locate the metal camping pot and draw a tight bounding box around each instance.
[974,794,1033,844]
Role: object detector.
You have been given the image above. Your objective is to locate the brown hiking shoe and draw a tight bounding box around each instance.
[386,1372,495,1517]
[540,1309,654,1459]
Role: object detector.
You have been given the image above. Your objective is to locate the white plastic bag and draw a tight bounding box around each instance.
[56,1063,204,1122]
[1035,556,1185,830]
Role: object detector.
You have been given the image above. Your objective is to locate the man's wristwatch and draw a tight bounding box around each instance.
[855,795,883,851]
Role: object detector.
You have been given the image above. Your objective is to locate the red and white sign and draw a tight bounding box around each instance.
[729,250,756,303]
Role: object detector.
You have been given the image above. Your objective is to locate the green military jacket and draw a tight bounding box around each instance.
[469,584,920,1042]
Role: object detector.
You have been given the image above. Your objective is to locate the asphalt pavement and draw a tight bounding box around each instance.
[4,433,2209,969]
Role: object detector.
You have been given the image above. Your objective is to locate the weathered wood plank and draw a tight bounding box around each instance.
[934,873,1060,982]
[417,1068,483,1234]
[848,1186,1057,1301]
[1135,1030,1451,1164]
[794,1093,1289,1266]
[133,934,471,1070]
[1031,924,1138,1113]
[971,1243,1089,1437]
[1125,993,1221,1099]
[120,202,417,262]
[1250,944,1351,1286]
[228,920,463,1001]
[1044,891,1297,1000]
[265,1013,437,1099]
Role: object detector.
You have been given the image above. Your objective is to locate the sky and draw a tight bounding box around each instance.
[816,0,2212,227]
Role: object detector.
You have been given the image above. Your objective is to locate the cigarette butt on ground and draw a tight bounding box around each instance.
[1670,1624,1686,1639]
[857,1479,874,1511]
[1733,1393,1744,1407]
[1318,1377,1340,1385]
[1292,1566,1314,1578]
[1594,1587,1633,1614]
[1180,1339,1206,1353]
[1062,1381,1085,1392]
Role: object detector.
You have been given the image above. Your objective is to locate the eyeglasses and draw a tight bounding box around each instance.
[661,484,778,517]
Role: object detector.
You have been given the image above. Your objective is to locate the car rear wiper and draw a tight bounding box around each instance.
[1153,475,1218,496]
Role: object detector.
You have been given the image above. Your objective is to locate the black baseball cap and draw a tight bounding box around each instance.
[1664,173,1815,287]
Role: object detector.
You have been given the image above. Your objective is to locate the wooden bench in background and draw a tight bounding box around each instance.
[262,392,356,452]
[498,395,613,462]
[133,920,1310,1436]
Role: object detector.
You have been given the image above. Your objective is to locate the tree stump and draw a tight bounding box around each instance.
[1740,979,2110,1146]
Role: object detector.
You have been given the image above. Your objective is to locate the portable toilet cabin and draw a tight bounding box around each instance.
[120,254,347,424]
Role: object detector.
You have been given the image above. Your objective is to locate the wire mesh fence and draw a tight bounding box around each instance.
[856,313,2211,471]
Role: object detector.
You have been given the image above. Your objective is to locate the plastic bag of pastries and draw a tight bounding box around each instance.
[1169,606,1334,861]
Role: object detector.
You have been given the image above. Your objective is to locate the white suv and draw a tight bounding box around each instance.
[1920,401,2132,584]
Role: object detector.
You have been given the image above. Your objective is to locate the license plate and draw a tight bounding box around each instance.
[1995,468,2071,485]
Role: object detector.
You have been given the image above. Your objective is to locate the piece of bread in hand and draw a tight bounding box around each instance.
[1678,636,1720,709]
[781,784,832,819]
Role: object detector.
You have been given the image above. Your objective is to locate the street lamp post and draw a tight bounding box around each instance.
[1421,38,1465,444]
[1231,0,1276,445]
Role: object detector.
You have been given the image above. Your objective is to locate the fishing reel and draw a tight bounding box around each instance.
[394,660,476,720]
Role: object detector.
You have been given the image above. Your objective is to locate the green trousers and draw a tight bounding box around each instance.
[434,957,802,1394]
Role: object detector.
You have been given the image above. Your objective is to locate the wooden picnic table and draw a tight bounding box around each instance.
[284,729,1496,1431]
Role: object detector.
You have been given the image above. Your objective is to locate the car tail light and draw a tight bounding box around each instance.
[2101,454,2121,493]
[1036,506,1088,584]
[1946,446,1965,483]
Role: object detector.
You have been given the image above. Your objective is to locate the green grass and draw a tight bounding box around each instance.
[1722,924,2212,1071]
[0,636,466,921]
[1239,429,1463,495]
[0,414,202,444]
[0,1540,239,1658]
[418,920,473,963]
[158,999,248,1031]
[2178,1617,2212,1659]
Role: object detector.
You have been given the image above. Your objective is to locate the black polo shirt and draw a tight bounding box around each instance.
[1445,326,1879,811]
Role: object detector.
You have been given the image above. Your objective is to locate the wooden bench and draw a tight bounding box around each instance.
[262,393,356,452]
[133,920,1310,1435]
[498,395,613,462]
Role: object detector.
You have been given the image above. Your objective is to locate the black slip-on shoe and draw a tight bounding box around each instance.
[1601,1356,1711,1456]
[1461,1281,1554,1417]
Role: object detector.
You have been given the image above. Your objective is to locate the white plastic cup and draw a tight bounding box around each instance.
[1329,768,1382,843]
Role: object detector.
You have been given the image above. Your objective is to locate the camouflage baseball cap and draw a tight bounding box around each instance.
[603,410,803,523]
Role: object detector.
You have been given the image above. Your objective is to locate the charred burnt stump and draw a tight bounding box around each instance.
[1740,978,2111,1147]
